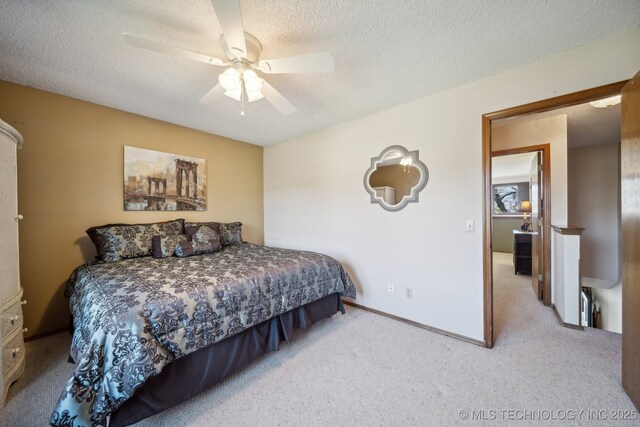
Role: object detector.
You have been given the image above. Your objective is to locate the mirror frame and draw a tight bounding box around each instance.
[363,145,429,212]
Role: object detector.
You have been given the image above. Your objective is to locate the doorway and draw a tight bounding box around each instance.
[491,147,550,305]
[490,148,550,341]
[481,80,628,349]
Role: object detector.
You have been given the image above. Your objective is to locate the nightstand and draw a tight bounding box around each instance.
[513,230,532,275]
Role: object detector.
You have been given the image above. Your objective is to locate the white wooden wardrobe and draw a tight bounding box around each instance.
[0,119,26,405]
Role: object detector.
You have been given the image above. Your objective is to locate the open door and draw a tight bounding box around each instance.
[622,71,640,410]
[530,152,543,300]
[483,79,628,348]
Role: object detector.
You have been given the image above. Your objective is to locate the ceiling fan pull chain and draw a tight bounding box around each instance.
[240,79,246,116]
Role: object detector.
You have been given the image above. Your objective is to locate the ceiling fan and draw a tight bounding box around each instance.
[123,0,335,116]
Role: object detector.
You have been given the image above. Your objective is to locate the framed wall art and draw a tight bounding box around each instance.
[123,146,207,211]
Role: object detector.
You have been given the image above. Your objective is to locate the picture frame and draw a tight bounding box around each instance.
[492,182,530,215]
[123,146,207,211]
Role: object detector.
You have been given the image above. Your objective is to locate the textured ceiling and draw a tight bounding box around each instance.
[492,152,537,182]
[493,100,621,148]
[566,103,621,148]
[0,1,638,146]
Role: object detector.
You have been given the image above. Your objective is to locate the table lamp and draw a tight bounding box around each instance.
[519,200,532,231]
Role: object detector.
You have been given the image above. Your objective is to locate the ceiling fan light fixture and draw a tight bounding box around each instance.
[246,89,264,102]
[257,61,271,73]
[125,0,336,117]
[243,70,263,92]
[219,68,240,91]
[230,46,246,57]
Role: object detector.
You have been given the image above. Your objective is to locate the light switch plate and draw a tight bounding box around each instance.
[465,220,474,232]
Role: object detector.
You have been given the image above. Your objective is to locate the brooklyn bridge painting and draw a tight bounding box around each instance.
[124,146,207,211]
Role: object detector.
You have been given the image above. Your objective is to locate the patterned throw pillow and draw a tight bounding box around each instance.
[185,222,220,243]
[151,234,188,258]
[219,222,244,246]
[192,225,221,248]
[176,224,221,257]
[184,221,243,247]
[187,224,222,249]
[175,240,217,257]
[87,219,185,261]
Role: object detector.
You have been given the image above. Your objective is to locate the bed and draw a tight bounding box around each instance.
[50,241,356,427]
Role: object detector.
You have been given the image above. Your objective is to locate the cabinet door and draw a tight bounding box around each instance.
[0,136,19,304]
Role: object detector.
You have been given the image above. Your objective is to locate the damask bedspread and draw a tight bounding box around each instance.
[51,243,356,427]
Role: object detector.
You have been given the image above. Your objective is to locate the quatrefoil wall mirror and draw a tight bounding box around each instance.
[363,145,429,212]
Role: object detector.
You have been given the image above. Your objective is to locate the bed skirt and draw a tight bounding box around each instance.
[109,293,344,426]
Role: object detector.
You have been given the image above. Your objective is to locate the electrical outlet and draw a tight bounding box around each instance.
[405,287,413,299]
[387,283,394,293]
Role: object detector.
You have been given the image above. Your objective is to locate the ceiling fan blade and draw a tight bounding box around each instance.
[258,52,335,74]
[199,84,224,104]
[123,33,225,66]
[261,80,296,115]
[211,0,247,58]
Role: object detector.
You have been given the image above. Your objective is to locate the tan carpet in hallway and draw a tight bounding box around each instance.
[2,252,635,426]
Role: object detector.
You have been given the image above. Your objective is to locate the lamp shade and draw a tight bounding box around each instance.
[218,68,240,92]
[246,89,264,102]
[243,70,263,92]
[223,88,242,101]
[519,200,532,213]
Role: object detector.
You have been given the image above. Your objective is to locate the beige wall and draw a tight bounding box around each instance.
[568,143,620,281]
[369,165,420,204]
[568,143,621,333]
[0,80,264,338]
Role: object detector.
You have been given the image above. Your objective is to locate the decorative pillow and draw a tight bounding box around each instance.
[87,219,185,261]
[185,224,222,251]
[175,240,218,257]
[184,221,243,247]
[220,222,244,246]
[185,222,220,241]
[151,234,188,258]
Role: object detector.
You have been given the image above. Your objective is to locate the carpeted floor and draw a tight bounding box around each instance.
[2,252,635,426]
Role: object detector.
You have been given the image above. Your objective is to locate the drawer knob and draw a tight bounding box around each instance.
[15,214,23,221]
[12,348,21,357]
[21,300,27,305]
[23,328,28,334]
[10,315,19,324]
